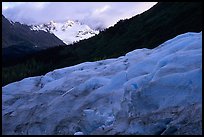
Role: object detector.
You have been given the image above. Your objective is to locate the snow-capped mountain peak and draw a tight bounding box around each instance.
[63,20,75,27]
[31,20,99,45]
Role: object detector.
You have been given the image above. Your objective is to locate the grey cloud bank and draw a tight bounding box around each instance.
[2,2,157,29]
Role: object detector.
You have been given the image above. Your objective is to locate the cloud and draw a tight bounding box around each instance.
[2,2,157,29]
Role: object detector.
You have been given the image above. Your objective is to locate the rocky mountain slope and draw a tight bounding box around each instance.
[2,15,65,62]
[2,32,202,135]
[31,20,99,45]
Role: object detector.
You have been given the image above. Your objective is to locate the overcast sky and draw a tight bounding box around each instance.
[2,2,157,29]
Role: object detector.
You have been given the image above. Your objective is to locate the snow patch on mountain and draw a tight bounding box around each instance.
[30,20,99,45]
[2,32,202,135]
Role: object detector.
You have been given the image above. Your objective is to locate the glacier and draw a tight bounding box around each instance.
[2,32,202,135]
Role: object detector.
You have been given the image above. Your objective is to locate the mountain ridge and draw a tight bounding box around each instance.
[2,15,66,63]
[30,20,99,45]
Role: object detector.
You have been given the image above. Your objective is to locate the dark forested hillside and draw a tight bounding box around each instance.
[2,2,202,86]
